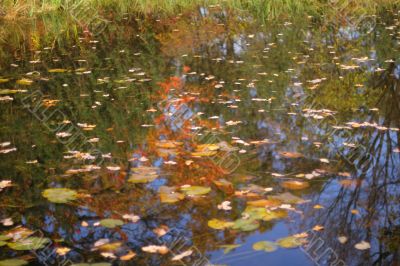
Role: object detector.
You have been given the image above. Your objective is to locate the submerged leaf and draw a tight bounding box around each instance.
[219,244,241,254]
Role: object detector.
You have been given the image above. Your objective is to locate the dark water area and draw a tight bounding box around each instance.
[0,7,399,266]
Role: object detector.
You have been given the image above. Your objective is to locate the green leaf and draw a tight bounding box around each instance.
[7,237,51,250]
[207,219,234,230]
[48,68,68,73]
[0,89,27,95]
[0,259,28,266]
[16,79,33,85]
[180,186,211,196]
[99,219,124,228]
[232,219,259,231]
[252,241,277,252]
[276,236,306,248]
[42,188,78,203]
[0,234,12,241]
[0,241,7,247]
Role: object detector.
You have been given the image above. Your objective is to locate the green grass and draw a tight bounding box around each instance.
[0,0,398,21]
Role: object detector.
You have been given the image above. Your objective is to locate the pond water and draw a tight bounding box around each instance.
[0,7,400,266]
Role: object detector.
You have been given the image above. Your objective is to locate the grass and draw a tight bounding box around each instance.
[1,0,398,22]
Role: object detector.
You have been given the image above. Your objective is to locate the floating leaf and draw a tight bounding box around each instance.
[0,89,27,95]
[160,186,184,203]
[42,188,78,203]
[196,144,220,151]
[171,249,193,261]
[0,259,28,266]
[142,245,169,254]
[338,236,348,244]
[48,68,67,73]
[128,166,159,183]
[191,151,217,157]
[281,181,310,190]
[247,199,281,208]
[180,186,211,196]
[155,140,182,149]
[120,251,136,261]
[262,209,288,221]
[56,247,71,256]
[232,218,259,231]
[219,244,241,254]
[252,241,277,252]
[8,237,51,250]
[99,219,124,228]
[213,179,234,193]
[276,236,307,248]
[4,227,34,241]
[208,219,234,230]
[355,241,371,250]
[16,79,33,85]
[0,78,10,83]
[0,241,7,247]
[269,193,306,204]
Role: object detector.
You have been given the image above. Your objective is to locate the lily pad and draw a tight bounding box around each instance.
[0,78,10,83]
[0,234,12,241]
[0,241,7,247]
[99,219,124,228]
[252,241,277,252]
[180,186,211,196]
[42,188,78,203]
[232,218,260,231]
[276,236,307,248]
[128,166,159,183]
[8,236,51,250]
[0,259,28,266]
[159,186,184,203]
[243,206,268,220]
[262,209,288,221]
[208,219,234,230]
